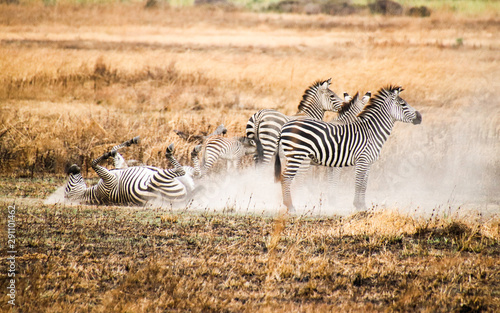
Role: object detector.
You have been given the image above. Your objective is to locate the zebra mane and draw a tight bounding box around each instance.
[297,79,327,112]
[337,92,360,115]
[357,85,402,117]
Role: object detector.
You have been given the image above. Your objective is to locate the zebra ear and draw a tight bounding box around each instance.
[394,87,404,96]
[321,78,332,89]
[343,92,352,102]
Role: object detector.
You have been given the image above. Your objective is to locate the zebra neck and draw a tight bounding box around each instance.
[298,103,324,120]
[360,107,395,141]
[67,174,98,203]
[82,185,100,203]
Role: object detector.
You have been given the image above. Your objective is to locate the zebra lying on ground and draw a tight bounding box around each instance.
[201,136,257,175]
[112,139,203,195]
[246,78,345,164]
[275,86,422,212]
[64,138,201,206]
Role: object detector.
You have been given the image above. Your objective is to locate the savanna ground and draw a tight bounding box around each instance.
[1,1,500,312]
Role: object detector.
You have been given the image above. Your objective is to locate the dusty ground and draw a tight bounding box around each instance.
[0,178,499,312]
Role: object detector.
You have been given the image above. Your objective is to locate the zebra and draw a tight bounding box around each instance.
[321,91,372,192]
[289,91,372,188]
[274,86,422,212]
[64,139,201,206]
[109,136,141,169]
[332,91,372,125]
[112,139,203,194]
[246,78,345,164]
[201,136,257,174]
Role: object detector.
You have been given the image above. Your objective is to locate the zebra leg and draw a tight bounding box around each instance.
[165,143,184,171]
[327,167,341,205]
[111,136,141,153]
[293,157,312,197]
[353,162,371,211]
[92,151,120,202]
[191,145,202,177]
[281,155,307,213]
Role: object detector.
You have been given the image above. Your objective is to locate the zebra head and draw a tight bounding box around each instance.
[64,164,87,201]
[238,137,258,155]
[385,86,422,125]
[298,78,344,118]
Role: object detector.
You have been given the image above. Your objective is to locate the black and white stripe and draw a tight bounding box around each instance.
[65,140,200,206]
[246,78,345,164]
[275,86,422,212]
[202,136,256,174]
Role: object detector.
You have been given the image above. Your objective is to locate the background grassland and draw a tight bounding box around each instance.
[0,2,499,176]
[0,3,499,312]
[11,0,500,17]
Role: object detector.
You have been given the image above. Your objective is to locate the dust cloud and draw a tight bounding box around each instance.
[189,95,500,218]
[46,95,499,218]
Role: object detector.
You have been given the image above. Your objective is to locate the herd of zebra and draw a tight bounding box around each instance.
[64,79,422,213]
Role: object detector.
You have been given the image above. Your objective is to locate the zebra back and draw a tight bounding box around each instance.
[246,79,344,164]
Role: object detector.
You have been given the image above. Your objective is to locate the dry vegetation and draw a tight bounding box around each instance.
[0,183,499,312]
[1,3,499,176]
[0,2,499,312]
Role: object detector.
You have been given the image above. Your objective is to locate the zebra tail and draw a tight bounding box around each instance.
[252,113,265,163]
[274,139,282,183]
[255,138,264,164]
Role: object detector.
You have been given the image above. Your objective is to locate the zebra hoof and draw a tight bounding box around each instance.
[353,200,366,212]
[109,150,117,157]
[166,143,175,157]
[67,164,81,175]
[191,145,202,157]
[132,136,140,145]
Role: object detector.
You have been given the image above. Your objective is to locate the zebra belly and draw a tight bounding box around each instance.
[108,167,157,205]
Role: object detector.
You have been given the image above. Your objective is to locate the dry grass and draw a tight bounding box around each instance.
[1,3,499,177]
[0,178,499,312]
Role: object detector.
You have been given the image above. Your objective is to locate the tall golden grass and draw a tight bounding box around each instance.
[1,3,498,177]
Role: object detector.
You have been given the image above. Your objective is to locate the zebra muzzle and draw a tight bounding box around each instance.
[412,111,422,125]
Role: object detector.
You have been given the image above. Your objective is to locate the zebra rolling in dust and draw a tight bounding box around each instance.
[64,138,201,206]
[275,86,422,213]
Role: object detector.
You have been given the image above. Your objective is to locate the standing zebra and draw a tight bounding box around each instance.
[321,91,372,194]
[275,86,422,212]
[246,78,345,164]
[202,136,257,174]
[65,139,201,206]
[332,91,372,125]
[292,91,371,187]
